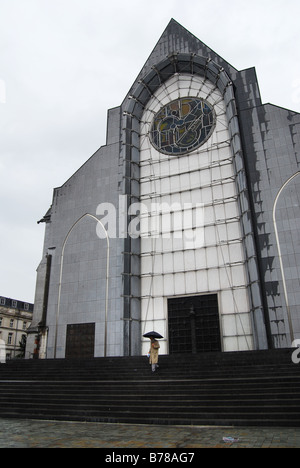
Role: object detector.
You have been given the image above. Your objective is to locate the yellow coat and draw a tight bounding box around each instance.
[149,339,160,365]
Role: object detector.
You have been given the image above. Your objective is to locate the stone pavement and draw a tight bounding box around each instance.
[1,418,300,448]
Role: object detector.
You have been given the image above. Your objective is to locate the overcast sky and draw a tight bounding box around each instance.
[1,0,300,303]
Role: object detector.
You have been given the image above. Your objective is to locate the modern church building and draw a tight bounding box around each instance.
[26,20,300,360]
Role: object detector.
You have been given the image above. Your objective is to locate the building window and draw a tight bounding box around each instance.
[10,319,14,328]
[0,298,5,306]
[7,333,13,345]
[23,322,27,330]
[12,300,17,308]
[24,303,29,311]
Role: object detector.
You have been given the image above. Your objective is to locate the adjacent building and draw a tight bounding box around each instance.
[26,19,300,359]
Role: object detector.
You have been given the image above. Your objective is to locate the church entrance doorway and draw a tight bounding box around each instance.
[168,295,221,354]
[65,323,95,359]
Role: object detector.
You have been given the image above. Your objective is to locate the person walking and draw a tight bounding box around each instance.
[149,337,160,373]
[0,339,6,364]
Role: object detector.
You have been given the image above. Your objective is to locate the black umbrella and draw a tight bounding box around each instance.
[143,331,163,339]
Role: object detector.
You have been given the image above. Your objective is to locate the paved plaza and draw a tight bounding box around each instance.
[1,418,300,448]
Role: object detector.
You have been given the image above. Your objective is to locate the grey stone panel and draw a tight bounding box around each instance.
[239,102,300,346]
[121,51,267,350]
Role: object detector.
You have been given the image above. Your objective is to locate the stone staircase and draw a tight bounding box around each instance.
[0,349,300,426]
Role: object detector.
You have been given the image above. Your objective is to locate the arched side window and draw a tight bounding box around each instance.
[54,214,110,358]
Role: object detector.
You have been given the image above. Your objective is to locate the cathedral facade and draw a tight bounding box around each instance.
[26,20,300,359]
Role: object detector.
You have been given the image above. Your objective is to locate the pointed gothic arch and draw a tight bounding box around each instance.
[273,172,300,344]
